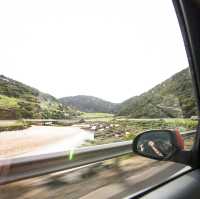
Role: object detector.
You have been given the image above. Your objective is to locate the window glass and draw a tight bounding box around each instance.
[0,0,198,198]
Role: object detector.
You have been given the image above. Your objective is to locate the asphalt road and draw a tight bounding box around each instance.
[0,156,188,199]
[81,162,187,199]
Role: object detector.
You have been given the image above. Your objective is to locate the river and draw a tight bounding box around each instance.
[0,126,94,158]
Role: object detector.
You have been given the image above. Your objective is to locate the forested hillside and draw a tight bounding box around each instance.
[59,95,118,113]
[0,75,77,119]
[117,68,197,118]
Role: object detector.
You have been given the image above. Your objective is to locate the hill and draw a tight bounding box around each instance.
[0,75,77,119]
[59,95,118,113]
[117,68,197,118]
[1,67,197,119]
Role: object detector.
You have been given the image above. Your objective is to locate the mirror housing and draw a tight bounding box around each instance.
[132,130,185,161]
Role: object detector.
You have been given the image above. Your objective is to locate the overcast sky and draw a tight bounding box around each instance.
[0,0,188,103]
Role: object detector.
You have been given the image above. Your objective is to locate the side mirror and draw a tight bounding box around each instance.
[132,130,184,161]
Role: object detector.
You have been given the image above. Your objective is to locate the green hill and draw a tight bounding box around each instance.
[0,75,77,119]
[117,68,197,118]
[1,67,197,119]
[59,95,118,113]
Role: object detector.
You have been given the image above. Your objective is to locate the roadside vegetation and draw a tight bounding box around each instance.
[82,117,198,145]
[81,112,114,122]
[0,120,31,132]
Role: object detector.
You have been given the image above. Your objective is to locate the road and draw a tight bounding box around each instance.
[0,155,188,199]
[0,126,193,198]
[0,126,93,158]
[80,161,187,199]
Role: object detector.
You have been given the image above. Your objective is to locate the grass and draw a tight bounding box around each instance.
[40,100,60,110]
[81,112,114,122]
[0,120,31,132]
[81,112,114,119]
[164,118,198,131]
[0,95,19,109]
[85,117,198,145]
[85,117,114,122]
[114,118,197,133]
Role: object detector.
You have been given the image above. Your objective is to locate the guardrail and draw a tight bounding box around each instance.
[0,130,196,185]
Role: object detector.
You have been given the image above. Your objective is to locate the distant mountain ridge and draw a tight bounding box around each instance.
[0,67,197,119]
[0,75,77,119]
[117,68,197,118]
[59,95,118,113]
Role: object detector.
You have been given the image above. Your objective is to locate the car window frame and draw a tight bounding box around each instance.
[128,0,200,198]
[173,0,200,167]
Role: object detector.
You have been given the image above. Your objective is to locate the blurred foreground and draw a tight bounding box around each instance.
[0,155,187,199]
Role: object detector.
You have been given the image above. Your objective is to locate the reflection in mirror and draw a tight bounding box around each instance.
[136,131,175,160]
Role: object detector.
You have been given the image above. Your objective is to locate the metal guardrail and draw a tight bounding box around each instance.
[0,130,196,185]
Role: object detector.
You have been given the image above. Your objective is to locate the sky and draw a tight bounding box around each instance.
[0,0,188,103]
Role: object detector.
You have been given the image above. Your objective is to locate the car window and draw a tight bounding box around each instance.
[0,0,198,199]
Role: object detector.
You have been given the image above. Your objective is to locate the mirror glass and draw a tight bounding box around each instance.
[136,131,175,160]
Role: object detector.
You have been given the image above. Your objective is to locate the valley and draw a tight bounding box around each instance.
[0,67,198,151]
